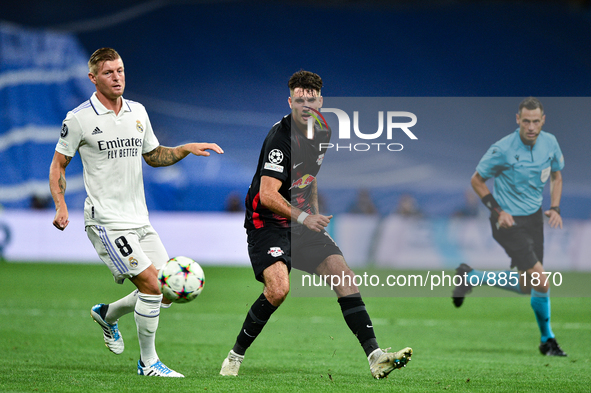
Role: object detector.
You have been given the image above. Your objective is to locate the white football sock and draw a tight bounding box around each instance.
[105,290,139,324]
[134,292,162,366]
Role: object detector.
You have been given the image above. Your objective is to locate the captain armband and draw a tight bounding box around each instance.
[481,194,503,215]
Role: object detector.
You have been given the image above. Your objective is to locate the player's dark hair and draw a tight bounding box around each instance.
[288,70,323,94]
[518,97,544,115]
[88,48,122,75]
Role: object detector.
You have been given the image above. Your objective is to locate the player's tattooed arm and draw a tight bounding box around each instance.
[143,146,182,167]
[49,152,72,230]
[57,156,72,195]
[50,153,72,196]
[143,143,224,167]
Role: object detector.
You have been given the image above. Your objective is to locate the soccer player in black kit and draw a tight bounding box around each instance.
[220,70,412,379]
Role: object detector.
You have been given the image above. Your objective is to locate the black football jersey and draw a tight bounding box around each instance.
[244,113,331,230]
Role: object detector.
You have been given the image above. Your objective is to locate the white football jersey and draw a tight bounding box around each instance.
[56,93,160,229]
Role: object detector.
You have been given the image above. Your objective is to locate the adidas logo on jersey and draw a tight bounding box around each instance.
[92,127,103,135]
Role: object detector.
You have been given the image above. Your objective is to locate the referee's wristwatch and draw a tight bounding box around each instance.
[550,206,561,215]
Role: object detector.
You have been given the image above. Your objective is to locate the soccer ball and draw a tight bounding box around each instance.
[158,256,204,303]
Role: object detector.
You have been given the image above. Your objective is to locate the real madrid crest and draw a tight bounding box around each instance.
[136,120,144,133]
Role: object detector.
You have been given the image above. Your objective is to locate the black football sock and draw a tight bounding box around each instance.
[338,293,379,357]
[232,293,278,355]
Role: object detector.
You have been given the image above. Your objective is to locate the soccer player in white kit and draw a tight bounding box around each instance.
[49,48,223,377]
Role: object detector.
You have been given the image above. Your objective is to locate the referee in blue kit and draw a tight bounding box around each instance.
[453,97,567,356]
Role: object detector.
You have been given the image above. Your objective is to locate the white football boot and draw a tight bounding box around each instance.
[220,350,244,376]
[368,347,413,379]
[90,303,124,355]
[137,360,184,377]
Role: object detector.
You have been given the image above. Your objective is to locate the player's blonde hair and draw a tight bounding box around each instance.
[88,48,122,76]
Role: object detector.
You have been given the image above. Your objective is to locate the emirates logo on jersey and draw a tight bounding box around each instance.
[136,120,144,133]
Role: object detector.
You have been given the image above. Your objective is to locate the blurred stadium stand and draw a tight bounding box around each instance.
[1,0,591,218]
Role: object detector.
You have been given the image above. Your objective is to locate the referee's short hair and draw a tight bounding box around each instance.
[88,48,122,76]
[288,70,323,95]
[518,97,544,115]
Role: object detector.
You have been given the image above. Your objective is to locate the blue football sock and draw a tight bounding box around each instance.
[531,289,555,343]
[468,269,522,293]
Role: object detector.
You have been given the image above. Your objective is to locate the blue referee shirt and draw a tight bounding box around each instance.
[476,129,564,216]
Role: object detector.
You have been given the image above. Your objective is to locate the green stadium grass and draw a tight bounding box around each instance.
[1,261,589,392]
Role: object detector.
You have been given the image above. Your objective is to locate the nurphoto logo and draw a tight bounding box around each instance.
[306,101,418,152]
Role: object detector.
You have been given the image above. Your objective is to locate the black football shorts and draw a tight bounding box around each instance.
[247,226,343,283]
[490,208,544,271]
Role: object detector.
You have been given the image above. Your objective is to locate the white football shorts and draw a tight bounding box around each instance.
[86,224,169,284]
